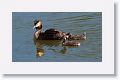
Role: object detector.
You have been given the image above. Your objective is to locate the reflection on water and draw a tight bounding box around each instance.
[12,12,102,62]
[34,40,68,57]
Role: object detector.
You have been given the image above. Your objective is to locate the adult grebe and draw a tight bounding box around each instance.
[33,20,68,40]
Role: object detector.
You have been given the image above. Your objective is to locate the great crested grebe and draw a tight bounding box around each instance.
[33,20,68,40]
[33,19,86,40]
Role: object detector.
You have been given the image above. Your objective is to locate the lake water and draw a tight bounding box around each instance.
[12,12,102,62]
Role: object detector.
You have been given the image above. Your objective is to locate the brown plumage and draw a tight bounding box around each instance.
[67,32,86,40]
[62,37,80,46]
[33,20,66,40]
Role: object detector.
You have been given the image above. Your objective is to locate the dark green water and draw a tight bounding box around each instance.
[12,12,102,62]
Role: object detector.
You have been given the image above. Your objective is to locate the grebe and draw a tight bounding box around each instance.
[33,20,67,40]
[67,32,86,40]
[62,37,80,46]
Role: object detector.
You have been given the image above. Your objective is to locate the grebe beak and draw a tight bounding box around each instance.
[33,26,36,29]
[33,21,41,29]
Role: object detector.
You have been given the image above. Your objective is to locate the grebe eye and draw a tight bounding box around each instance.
[34,20,39,25]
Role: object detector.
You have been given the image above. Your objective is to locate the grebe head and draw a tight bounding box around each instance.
[33,19,42,30]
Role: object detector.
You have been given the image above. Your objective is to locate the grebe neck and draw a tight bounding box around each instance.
[35,29,42,39]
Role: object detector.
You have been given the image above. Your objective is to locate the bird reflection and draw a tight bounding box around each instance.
[33,39,68,57]
[36,48,44,57]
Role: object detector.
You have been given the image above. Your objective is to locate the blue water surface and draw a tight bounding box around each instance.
[12,12,102,62]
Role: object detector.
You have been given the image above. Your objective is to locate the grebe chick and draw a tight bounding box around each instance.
[62,37,80,46]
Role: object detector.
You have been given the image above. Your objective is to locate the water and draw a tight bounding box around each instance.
[12,12,102,62]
